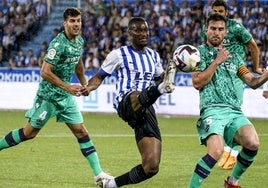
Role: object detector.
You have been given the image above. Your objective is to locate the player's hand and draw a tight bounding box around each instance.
[68,84,83,96]
[214,48,232,65]
[80,85,90,96]
[263,91,268,99]
[253,68,265,75]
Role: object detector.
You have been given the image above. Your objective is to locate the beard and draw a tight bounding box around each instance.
[208,37,222,47]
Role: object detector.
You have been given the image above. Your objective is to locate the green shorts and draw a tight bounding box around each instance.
[197,106,252,147]
[25,95,83,129]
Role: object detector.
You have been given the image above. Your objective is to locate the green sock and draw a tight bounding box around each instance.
[0,129,25,150]
[231,148,257,180]
[232,145,239,151]
[0,137,9,150]
[188,154,217,188]
[79,137,102,176]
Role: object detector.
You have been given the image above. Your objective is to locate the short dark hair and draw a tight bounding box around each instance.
[212,0,228,11]
[63,7,81,20]
[206,13,227,26]
[128,17,146,30]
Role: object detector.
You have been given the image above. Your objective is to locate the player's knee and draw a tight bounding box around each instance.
[143,158,160,176]
[213,148,224,160]
[138,86,161,108]
[24,133,37,140]
[244,140,259,151]
[145,165,159,178]
[69,124,88,138]
[23,126,39,140]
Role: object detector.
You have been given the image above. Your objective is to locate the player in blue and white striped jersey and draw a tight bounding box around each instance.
[81,17,175,188]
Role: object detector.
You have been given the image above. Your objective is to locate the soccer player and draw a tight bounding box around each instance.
[201,0,263,170]
[0,7,112,186]
[80,17,174,188]
[188,13,268,188]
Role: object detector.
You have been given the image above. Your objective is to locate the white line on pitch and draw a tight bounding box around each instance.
[34,133,268,138]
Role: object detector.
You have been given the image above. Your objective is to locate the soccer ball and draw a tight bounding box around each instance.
[173,44,200,73]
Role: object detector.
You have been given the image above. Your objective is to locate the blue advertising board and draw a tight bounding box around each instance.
[0,68,194,86]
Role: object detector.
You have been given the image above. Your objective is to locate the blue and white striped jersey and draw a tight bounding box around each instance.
[98,45,164,109]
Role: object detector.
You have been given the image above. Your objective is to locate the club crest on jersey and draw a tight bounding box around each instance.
[47,49,56,59]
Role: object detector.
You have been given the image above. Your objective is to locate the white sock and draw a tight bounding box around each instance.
[108,179,118,188]
[224,146,231,152]
[228,176,238,185]
[230,149,239,157]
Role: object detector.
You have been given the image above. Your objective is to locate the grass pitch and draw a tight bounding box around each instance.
[0,111,267,188]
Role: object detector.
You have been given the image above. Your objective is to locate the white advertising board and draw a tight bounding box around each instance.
[0,82,267,118]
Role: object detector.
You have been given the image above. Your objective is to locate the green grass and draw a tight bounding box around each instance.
[0,111,268,188]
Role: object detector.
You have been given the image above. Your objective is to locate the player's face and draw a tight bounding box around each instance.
[206,20,227,47]
[63,15,82,39]
[212,6,228,17]
[129,21,149,50]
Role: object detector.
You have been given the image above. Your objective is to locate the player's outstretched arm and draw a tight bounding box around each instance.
[81,73,105,96]
[42,61,83,96]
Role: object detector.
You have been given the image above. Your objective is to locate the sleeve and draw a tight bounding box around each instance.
[44,40,63,66]
[233,20,252,45]
[154,51,164,80]
[196,45,207,71]
[99,49,121,76]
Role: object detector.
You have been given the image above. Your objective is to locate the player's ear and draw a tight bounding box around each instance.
[225,10,229,18]
[62,21,66,28]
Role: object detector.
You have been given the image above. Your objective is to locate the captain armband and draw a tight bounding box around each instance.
[237,65,250,77]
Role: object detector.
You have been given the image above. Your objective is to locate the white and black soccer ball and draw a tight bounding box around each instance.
[173,44,200,73]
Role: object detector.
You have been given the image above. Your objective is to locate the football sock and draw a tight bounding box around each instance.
[78,135,102,176]
[115,164,154,186]
[232,145,239,156]
[230,148,239,157]
[231,147,258,180]
[223,145,231,153]
[107,179,118,188]
[188,154,217,188]
[0,128,27,150]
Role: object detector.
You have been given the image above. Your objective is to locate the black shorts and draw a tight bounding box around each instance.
[117,92,161,142]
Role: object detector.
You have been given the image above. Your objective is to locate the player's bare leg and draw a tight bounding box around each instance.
[101,88,162,188]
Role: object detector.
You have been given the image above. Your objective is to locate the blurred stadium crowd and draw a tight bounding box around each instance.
[0,0,267,71]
